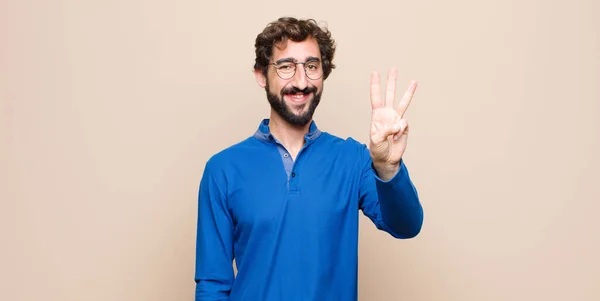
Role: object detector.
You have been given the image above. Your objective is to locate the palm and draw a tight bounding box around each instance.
[369,68,417,166]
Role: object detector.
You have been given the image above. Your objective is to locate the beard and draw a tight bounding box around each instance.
[265,81,322,127]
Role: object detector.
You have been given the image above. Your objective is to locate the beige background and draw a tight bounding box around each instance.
[2,0,599,300]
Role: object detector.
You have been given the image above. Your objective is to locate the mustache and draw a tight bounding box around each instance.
[281,86,317,95]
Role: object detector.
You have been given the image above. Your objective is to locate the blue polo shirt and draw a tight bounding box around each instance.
[195,119,423,301]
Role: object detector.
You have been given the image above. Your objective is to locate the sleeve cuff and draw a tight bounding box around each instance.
[373,159,405,184]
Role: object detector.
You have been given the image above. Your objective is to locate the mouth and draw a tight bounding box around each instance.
[284,92,311,104]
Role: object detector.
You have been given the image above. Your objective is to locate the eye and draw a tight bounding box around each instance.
[306,62,320,70]
[277,63,294,71]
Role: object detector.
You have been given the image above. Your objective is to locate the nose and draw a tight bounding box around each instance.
[291,63,308,90]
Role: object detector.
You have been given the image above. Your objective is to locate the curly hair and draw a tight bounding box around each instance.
[254,17,336,79]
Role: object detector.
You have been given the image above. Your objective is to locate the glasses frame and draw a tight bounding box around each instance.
[269,60,324,80]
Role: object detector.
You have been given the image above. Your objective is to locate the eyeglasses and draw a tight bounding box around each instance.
[270,59,323,80]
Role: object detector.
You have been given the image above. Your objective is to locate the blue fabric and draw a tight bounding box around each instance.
[195,119,424,301]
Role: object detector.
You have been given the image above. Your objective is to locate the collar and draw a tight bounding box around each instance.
[253,119,322,143]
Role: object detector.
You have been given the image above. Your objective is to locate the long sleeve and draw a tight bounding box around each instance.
[195,163,235,300]
[358,146,424,239]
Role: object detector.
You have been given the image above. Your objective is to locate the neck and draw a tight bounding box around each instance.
[268,111,311,158]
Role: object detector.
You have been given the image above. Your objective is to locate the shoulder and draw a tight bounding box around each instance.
[203,137,261,174]
[317,131,371,160]
[319,131,369,150]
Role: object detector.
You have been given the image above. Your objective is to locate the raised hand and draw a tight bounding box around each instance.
[369,68,418,180]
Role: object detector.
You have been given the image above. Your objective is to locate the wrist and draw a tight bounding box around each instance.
[372,161,400,181]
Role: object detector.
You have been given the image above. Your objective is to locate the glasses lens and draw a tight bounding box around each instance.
[275,62,295,79]
[305,61,322,79]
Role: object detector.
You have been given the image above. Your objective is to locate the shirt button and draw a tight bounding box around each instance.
[291,172,296,177]
[283,153,289,158]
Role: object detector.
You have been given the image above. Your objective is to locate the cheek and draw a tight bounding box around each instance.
[270,83,284,95]
[267,77,288,93]
[311,80,323,91]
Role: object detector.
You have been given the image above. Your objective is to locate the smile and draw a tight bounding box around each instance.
[285,93,311,104]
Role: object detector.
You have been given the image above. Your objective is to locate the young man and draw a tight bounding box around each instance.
[194,17,424,301]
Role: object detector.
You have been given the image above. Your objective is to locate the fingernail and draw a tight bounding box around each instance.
[393,135,399,141]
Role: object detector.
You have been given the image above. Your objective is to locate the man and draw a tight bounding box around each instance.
[194,17,424,300]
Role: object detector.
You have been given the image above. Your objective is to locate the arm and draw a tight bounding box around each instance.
[359,147,424,238]
[363,68,423,238]
[194,162,234,300]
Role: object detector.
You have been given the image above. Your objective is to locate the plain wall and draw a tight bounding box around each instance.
[2,0,599,300]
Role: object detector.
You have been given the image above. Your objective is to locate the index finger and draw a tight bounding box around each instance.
[396,80,418,117]
[370,71,383,109]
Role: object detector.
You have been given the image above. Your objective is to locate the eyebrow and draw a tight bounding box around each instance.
[274,56,321,65]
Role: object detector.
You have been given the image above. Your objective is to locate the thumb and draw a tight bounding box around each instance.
[372,122,401,144]
[392,119,409,141]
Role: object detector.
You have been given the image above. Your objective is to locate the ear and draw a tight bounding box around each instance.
[254,69,267,88]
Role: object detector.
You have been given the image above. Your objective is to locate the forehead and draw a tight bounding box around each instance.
[272,37,321,61]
